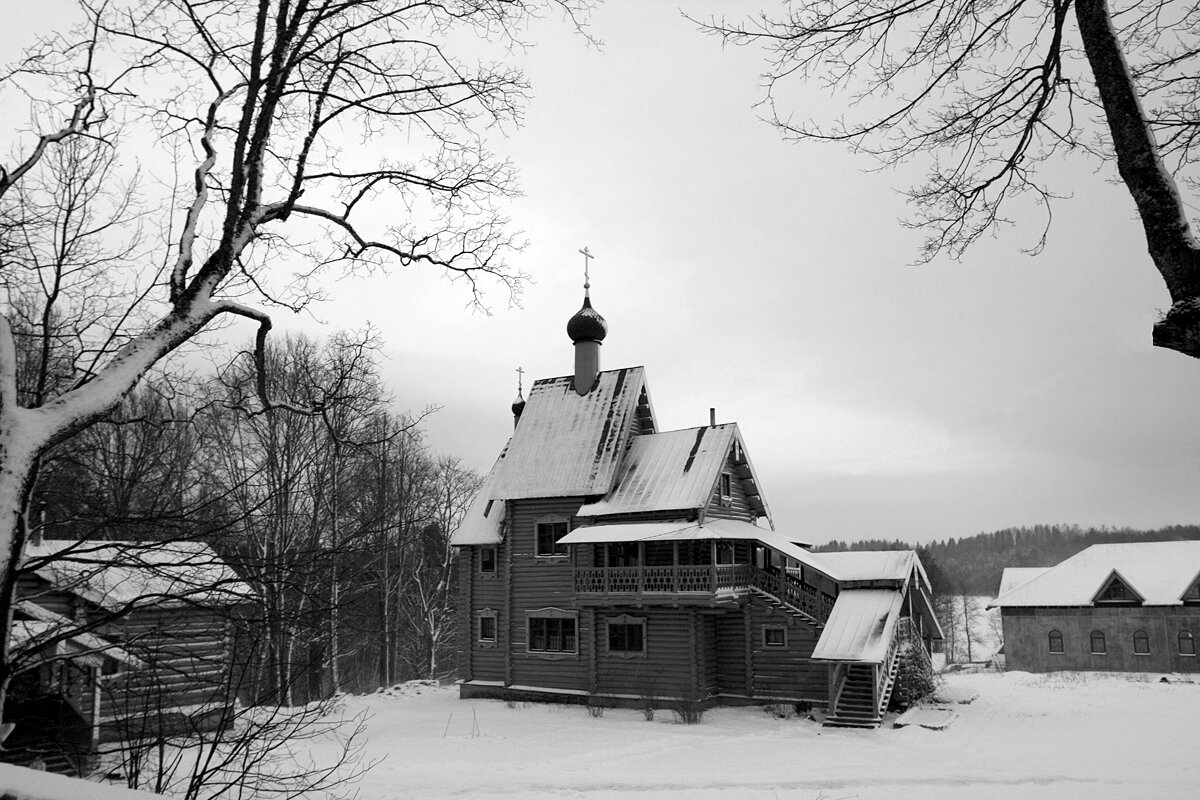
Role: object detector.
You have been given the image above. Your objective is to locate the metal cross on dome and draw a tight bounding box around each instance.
[515,366,524,395]
[579,246,594,291]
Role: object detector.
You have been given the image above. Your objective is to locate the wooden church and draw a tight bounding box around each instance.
[451,280,942,727]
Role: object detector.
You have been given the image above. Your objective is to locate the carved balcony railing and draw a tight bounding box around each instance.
[575,563,753,597]
[574,563,834,625]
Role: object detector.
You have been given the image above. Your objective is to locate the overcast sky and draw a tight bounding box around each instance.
[8,1,1200,544]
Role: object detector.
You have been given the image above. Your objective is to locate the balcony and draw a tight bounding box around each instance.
[574,563,752,602]
[573,563,835,624]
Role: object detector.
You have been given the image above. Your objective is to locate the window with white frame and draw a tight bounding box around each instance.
[476,609,498,644]
[527,609,577,654]
[607,615,646,656]
[1090,629,1107,654]
[1133,630,1150,655]
[763,624,787,648]
[535,518,570,557]
[1180,630,1196,656]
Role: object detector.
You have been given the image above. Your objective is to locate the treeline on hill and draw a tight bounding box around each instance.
[27,332,478,705]
[816,524,1200,596]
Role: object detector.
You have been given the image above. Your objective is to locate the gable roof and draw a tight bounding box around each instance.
[816,550,920,584]
[991,541,1200,608]
[997,567,1050,597]
[576,423,770,524]
[488,367,651,500]
[23,540,252,611]
[1091,569,1145,604]
[449,456,507,546]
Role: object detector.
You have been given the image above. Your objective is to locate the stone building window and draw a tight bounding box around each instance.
[1048,629,1064,653]
[1133,630,1150,655]
[1090,630,1107,655]
[1180,630,1196,656]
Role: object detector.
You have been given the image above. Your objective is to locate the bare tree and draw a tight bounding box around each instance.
[699,0,1200,359]
[0,0,593,714]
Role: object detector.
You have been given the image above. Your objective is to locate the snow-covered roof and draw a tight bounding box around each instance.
[996,567,1050,598]
[577,424,755,517]
[23,540,252,611]
[816,551,917,583]
[449,457,507,546]
[559,519,829,577]
[488,368,651,500]
[11,601,143,667]
[991,541,1200,608]
[811,589,904,663]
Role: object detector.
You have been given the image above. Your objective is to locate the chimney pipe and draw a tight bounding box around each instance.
[709,408,716,427]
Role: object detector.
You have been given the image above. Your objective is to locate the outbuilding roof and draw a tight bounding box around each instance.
[23,540,252,611]
[488,368,652,500]
[990,541,1200,608]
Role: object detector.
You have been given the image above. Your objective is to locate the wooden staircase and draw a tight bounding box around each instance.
[823,628,904,729]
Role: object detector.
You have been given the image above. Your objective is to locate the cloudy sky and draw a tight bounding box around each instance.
[8,1,1200,544]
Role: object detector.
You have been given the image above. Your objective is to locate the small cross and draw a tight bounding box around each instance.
[578,246,594,289]
[515,366,525,394]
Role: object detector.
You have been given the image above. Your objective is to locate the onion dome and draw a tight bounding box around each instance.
[567,295,608,343]
[511,391,526,417]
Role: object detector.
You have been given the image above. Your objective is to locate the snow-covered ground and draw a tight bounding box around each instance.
[297,672,1198,800]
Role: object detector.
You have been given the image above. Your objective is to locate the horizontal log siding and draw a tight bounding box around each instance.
[749,600,827,702]
[1003,606,1200,673]
[715,611,747,694]
[701,614,719,696]
[594,608,701,698]
[96,607,234,728]
[467,543,507,682]
[705,451,756,522]
[16,577,75,617]
[509,497,589,692]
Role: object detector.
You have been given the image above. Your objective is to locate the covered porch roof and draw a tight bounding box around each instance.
[558,519,831,578]
[811,589,904,663]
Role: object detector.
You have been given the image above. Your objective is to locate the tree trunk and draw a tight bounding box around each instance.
[1074,0,1200,358]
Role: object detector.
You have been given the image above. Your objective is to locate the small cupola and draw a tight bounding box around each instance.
[568,247,606,395]
[511,367,527,427]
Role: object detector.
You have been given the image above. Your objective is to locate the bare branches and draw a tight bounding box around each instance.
[700,0,1200,358]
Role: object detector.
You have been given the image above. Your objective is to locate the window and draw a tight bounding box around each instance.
[1048,630,1064,653]
[718,473,733,506]
[1090,630,1107,654]
[763,625,787,648]
[527,610,577,654]
[607,615,646,655]
[715,541,735,565]
[1180,630,1196,656]
[1133,630,1150,655]
[480,546,496,574]
[476,609,498,645]
[535,519,570,557]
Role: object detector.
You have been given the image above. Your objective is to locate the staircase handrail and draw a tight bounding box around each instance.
[747,565,833,625]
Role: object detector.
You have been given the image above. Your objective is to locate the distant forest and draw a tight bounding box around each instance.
[815,524,1200,596]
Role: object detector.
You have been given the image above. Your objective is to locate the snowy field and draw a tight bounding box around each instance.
[306,671,1198,800]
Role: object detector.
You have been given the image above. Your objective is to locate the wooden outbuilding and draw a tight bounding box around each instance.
[4,539,250,772]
